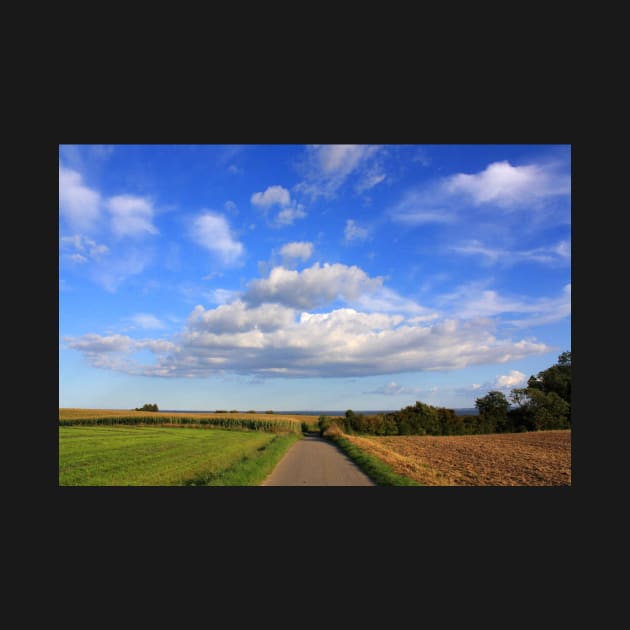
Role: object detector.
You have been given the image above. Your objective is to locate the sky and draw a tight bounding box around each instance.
[59,144,571,411]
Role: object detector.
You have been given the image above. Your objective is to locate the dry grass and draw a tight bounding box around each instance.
[344,430,571,486]
[59,408,316,424]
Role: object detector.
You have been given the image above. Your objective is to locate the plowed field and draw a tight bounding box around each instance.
[344,430,571,486]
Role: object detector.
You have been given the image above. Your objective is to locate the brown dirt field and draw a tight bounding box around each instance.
[344,430,571,486]
[59,408,314,424]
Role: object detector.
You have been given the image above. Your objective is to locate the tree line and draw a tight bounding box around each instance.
[320,352,571,436]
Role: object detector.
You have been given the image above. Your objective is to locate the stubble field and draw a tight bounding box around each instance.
[343,430,571,486]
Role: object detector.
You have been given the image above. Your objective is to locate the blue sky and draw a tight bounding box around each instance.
[59,144,571,411]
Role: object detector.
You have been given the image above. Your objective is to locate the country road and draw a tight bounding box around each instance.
[262,434,375,486]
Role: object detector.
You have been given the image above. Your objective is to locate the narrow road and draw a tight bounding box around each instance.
[262,434,375,486]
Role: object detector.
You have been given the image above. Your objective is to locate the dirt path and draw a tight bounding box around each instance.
[262,435,375,486]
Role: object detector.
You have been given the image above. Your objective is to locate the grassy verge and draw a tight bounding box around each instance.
[185,433,301,486]
[59,426,300,486]
[330,435,420,486]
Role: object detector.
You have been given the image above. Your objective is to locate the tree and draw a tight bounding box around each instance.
[527,352,571,407]
[510,388,569,431]
[475,390,510,433]
[135,403,159,412]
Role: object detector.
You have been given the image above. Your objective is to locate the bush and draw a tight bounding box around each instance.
[301,421,309,434]
[318,415,332,436]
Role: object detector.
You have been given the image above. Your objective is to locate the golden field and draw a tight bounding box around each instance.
[344,430,571,486]
[59,408,317,424]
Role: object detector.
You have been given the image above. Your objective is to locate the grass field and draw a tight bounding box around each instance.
[343,430,571,486]
[59,425,300,486]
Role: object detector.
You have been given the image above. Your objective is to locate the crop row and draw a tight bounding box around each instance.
[58,415,301,433]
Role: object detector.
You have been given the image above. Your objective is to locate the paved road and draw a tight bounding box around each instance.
[262,434,375,486]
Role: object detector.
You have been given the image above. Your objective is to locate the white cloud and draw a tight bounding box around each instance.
[188,300,297,334]
[106,195,158,238]
[244,262,384,310]
[355,168,386,194]
[389,159,570,230]
[190,212,244,266]
[438,282,571,328]
[129,313,165,330]
[244,261,430,316]
[60,234,110,272]
[61,234,109,261]
[493,370,526,389]
[456,369,528,399]
[446,160,570,208]
[389,189,455,225]
[295,145,383,199]
[344,219,370,242]
[280,241,313,263]
[251,185,291,208]
[451,239,571,266]
[59,166,101,232]
[275,204,306,226]
[66,302,550,379]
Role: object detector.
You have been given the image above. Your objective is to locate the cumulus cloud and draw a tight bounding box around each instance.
[244,262,384,310]
[189,212,244,265]
[59,166,101,232]
[493,370,526,389]
[344,219,369,242]
[295,144,383,199]
[280,241,313,263]
[106,195,158,238]
[446,160,570,208]
[251,185,291,208]
[65,303,550,379]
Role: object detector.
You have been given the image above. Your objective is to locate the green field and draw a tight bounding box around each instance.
[59,425,299,486]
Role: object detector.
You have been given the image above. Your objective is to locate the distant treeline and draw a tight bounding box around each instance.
[320,352,571,437]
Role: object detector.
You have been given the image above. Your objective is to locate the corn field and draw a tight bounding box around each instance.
[58,415,301,434]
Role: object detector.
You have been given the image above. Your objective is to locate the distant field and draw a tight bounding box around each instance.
[59,425,299,486]
[343,430,571,486]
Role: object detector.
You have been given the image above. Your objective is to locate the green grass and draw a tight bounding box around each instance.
[59,425,300,486]
[329,435,421,486]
